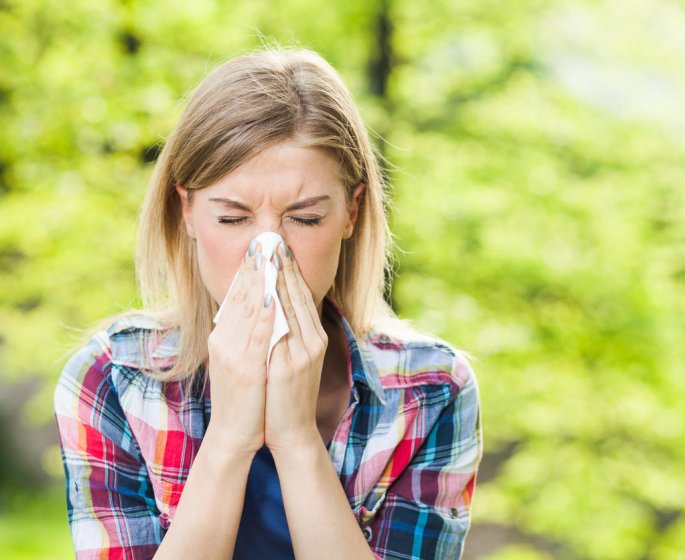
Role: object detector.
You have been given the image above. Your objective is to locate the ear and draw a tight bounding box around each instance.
[175,185,196,239]
[343,183,366,239]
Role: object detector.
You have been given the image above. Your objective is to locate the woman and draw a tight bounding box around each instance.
[53,47,482,559]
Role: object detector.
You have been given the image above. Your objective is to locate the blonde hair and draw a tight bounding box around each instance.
[85,46,426,392]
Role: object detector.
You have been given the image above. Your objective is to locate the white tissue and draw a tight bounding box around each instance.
[213,231,290,373]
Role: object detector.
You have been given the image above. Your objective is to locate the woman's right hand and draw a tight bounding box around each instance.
[205,241,275,457]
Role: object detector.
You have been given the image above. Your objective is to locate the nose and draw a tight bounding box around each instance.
[250,223,289,257]
[254,218,285,237]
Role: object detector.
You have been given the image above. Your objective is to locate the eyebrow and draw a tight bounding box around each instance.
[208,195,332,212]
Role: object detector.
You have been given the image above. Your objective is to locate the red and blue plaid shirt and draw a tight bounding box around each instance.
[54,299,482,559]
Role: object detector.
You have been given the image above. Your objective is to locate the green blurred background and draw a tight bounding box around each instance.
[1,0,684,558]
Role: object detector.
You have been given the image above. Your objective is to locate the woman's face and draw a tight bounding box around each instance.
[176,140,364,317]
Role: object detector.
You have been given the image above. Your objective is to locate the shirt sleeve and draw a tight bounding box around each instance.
[365,353,483,560]
[53,330,163,560]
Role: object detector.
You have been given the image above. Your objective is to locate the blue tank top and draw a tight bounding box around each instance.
[233,441,331,558]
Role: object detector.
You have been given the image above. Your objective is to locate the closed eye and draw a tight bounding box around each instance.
[217,217,248,225]
[217,216,322,226]
[290,217,321,226]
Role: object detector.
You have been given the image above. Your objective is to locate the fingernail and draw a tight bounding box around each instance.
[273,253,282,271]
[254,253,263,271]
[280,241,293,260]
[248,239,257,257]
[264,293,272,307]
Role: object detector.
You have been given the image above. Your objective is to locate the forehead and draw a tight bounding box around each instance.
[205,141,344,200]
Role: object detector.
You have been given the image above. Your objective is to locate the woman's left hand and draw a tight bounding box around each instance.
[264,242,328,456]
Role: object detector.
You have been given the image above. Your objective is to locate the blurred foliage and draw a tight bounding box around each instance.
[1,0,684,558]
[0,486,73,559]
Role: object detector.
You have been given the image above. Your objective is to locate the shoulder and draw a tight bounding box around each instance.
[53,314,177,410]
[105,313,179,370]
[362,322,477,397]
[54,329,114,407]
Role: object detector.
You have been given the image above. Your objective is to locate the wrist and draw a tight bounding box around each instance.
[267,429,323,462]
[203,423,261,465]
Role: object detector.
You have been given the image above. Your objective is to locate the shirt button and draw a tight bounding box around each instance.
[362,526,373,541]
[378,334,390,344]
[159,512,171,529]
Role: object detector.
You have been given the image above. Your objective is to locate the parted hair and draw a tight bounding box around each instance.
[84,46,424,391]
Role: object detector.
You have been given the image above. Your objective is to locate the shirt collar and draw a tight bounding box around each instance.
[323,297,387,406]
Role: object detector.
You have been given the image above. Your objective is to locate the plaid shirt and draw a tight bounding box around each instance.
[54,300,482,559]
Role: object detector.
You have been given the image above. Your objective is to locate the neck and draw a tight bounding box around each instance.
[320,306,350,391]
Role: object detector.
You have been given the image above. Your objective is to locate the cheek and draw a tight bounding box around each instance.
[193,220,246,303]
[291,228,342,304]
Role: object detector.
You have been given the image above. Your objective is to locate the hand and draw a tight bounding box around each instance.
[264,242,329,456]
[205,242,275,457]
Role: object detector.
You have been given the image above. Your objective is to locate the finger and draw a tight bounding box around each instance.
[217,240,258,321]
[282,242,326,341]
[291,252,328,342]
[274,250,299,360]
[269,327,289,370]
[276,244,318,359]
[278,242,326,345]
[245,282,276,372]
[221,242,267,351]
